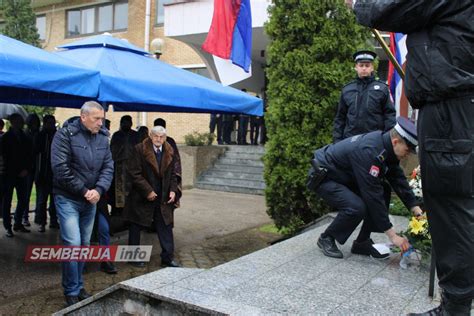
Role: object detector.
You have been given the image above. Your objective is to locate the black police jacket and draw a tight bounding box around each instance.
[333,75,395,143]
[315,131,417,232]
[354,1,474,108]
[51,117,114,201]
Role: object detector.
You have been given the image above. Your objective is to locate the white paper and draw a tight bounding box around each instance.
[213,55,252,86]
[372,243,391,255]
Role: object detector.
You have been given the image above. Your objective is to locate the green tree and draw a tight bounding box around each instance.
[1,0,40,47]
[1,0,54,117]
[264,0,370,232]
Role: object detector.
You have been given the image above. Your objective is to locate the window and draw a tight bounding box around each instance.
[98,5,113,32]
[36,16,46,40]
[66,1,128,37]
[182,66,211,79]
[67,10,81,36]
[156,0,173,25]
[81,7,95,34]
[114,2,128,30]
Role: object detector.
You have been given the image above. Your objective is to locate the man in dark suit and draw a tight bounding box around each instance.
[124,125,181,268]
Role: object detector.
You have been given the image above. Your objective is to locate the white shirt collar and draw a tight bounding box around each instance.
[153,144,163,153]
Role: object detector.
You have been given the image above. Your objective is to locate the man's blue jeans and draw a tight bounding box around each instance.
[54,195,96,296]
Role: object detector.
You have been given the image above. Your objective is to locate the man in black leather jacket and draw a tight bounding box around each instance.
[51,101,113,307]
[354,1,474,315]
[333,50,395,143]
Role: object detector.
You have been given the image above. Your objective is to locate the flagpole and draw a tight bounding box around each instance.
[371,29,405,80]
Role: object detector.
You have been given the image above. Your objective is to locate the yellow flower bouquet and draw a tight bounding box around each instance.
[403,215,431,257]
[399,166,432,266]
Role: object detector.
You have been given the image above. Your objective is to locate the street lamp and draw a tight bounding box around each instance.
[150,38,164,59]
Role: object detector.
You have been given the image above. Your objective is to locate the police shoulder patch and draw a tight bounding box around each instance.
[369,165,380,177]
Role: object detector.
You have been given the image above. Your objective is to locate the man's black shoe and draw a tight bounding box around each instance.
[38,225,46,233]
[407,305,443,316]
[161,260,182,268]
[317,235,343,259]
[5,229,14,238]
[100,261,118,274]
[65,295,79,307]
[407,295,472,316]
[78,289,92,301]
[351,239,390,259]
[13,224,30,233]
[128,261,146,268]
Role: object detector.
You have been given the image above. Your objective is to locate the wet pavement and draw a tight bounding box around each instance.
[0,189,278,315]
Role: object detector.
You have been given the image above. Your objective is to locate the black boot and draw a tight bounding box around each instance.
[317,234,343,258]
[100,261,118,274]
[13,224,30,233]
[78,288,92,301]
[64,295,79,307]
[407,292,472,316]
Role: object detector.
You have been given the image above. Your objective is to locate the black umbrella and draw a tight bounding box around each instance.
[0,103,28,120]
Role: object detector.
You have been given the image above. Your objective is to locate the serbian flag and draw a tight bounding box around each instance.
[387,32,416,120]
[202,0,252,86]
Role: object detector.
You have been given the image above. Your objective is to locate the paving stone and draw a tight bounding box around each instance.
[175,270,246,296]
[219,284,284,311]
[121,268,204,292]
[270,290,340,315]
[151,284,267,315]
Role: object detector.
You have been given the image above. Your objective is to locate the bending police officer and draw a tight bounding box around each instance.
[310,117,423,259]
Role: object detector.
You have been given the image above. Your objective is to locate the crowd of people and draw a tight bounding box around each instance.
[1,2,472,312]
[210,90,267,145]
[0,113,58,237]
[0,103,183,306]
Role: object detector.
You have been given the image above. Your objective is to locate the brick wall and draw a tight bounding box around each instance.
[35,0,210,143]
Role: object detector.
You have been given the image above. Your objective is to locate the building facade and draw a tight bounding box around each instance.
[31,0,211,142]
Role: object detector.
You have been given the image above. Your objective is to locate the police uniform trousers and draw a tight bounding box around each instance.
[418,95,474,301]
[317,179,391,245]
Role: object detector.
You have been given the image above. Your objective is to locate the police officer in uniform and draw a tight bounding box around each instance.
[354,2,473,315]
[311,117,423,259]
[333,50,395,143]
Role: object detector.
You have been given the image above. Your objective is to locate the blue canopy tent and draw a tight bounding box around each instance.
[0,34,100,108]
[56,35,263,115]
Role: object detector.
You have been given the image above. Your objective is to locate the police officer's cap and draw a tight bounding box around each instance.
[394,117,418,152]
[353,50,377,63]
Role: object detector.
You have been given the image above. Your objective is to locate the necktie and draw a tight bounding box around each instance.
[156,149,162,165]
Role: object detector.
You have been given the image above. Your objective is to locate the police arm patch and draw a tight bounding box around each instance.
[369,165,380,177]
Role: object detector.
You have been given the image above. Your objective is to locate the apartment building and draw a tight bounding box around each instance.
[31,0,211,142]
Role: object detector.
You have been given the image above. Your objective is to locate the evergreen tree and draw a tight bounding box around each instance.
[1,0,54,117]
[1,0,40,47]
[264,0,370,232]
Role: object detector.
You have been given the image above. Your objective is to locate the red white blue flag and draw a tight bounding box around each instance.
[202,0,252,85]
[387,32,414,119]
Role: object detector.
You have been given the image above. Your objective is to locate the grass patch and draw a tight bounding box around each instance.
[259,223,282,235]
[389,195,411,217]
[11,185,37,210]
